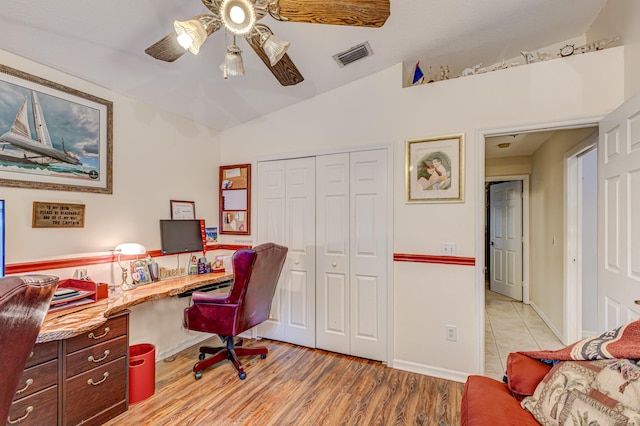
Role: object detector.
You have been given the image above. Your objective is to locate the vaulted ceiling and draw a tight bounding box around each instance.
[0,0,608,131]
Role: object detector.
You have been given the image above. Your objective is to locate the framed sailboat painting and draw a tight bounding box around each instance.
[0,64,112,193]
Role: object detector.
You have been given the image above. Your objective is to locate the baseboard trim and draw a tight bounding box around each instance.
[156,334,210,361]
[529,301,564,344]
[392,359,469,383]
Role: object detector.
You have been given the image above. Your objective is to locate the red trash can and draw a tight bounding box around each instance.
[129,343,155,404]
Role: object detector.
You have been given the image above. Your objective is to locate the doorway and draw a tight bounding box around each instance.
[481,125,598,375]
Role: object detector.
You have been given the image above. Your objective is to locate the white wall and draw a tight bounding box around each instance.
[589,0,640,98]
[219,47,625,378]
[1,49,222,263]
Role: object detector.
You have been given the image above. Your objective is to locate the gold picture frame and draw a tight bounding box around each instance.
[406,134,464,203]
[0,64,113,194]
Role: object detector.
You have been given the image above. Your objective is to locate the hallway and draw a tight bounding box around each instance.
[484,289,564,380]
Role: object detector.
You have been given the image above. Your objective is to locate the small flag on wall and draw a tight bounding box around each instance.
[412,62,424,85]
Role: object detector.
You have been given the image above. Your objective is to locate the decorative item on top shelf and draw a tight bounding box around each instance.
[406,134,464,203]
[0,64,112,193]
[219,164,250,235]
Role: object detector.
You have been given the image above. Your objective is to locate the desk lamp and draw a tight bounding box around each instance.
[114,243,146,291]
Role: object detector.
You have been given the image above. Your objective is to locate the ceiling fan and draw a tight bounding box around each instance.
[145,0,390,86]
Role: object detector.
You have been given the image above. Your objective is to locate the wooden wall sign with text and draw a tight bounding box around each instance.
[33,202,86,228]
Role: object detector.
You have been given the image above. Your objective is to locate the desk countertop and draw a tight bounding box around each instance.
[38,272,233,343]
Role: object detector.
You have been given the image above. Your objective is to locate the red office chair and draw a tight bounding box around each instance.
[0,275,58,423]
[184,242,287,380]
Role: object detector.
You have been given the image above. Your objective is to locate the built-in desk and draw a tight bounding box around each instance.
[9,273,232,426]
[38,272,233,343]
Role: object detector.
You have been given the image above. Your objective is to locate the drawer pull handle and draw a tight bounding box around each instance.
[87,371,109,386]
[88,350,110,363]
[88,327,110,340]
[8,406,33,424]
[15,378,33,395]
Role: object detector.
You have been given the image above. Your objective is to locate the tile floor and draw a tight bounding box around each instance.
[484,289,564,380]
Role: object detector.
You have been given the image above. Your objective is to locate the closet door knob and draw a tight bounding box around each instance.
[332,262,337,267]
[295,260,300,265]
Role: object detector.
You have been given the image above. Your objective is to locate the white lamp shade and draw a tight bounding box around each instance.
[174,19,207,54]
[115,243,147,256]
[262,34,290,66]
[220,44,245,78]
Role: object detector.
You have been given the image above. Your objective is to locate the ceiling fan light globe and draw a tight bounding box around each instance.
[262,34,290,66]
[224,45,246,77]
[220,0,256,35]
[174,20,207,54]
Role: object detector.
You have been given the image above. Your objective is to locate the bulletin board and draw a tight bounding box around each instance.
[219,164,250,234]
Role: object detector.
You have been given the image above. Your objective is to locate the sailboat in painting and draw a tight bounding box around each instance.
[0,91,81,166]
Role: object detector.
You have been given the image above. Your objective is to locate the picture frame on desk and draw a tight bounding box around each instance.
[131,259,151,285]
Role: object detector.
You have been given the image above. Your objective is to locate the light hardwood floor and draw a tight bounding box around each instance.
[104,337,465,426]
[485,289,564,380]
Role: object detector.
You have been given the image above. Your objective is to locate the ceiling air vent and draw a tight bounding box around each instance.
[333,41,373,68]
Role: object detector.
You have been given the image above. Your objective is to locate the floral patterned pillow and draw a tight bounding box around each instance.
[521,361,606,425]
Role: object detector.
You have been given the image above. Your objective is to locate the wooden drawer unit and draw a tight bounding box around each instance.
[64,315,128,354]
[24,340,58,369]
[65,335,127,378]
[63,357,127,426]
[7,386,58,426]
[13,359,58,401]
[62,311,129,426]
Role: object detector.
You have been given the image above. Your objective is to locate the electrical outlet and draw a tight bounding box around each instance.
[446,325,457,341]
[441,242,457,256]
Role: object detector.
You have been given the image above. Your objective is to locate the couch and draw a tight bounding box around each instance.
[461,352,551,425]
[461,320,640,425]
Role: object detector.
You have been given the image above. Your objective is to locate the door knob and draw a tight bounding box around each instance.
[294,260,300,265]
[332,262,337,267]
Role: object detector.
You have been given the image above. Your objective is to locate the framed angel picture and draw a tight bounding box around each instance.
[406,134,464,203]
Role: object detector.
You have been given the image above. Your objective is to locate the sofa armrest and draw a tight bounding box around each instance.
[461,375,539,426]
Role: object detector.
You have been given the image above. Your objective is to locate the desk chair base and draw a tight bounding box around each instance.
[193,337,267,380]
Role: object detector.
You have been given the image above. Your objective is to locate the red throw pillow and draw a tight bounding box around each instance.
[506,352,552,399]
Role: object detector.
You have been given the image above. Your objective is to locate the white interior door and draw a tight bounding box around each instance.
[256,160,286,341]
[489,181,523,301]
[598,91,640,330]
[316,153,350,354]
[349,149,388,361]
[256,158,316,346]
[282,158,316,347]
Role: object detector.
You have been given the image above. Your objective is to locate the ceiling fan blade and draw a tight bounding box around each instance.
[145,33,187,63]
[275,0,390,28]
[247,32,304,86]
[145,15,222,63]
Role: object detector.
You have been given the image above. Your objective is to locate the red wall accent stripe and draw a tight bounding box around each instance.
[393,253,475,266]
[5,244,250,275]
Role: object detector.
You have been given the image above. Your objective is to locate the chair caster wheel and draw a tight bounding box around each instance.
[198,353,205,361]
[238,372,246,380]
[260,354,267,359]
[194,371,203,380]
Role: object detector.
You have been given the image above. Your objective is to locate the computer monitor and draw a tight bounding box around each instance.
[159,219,203,255]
